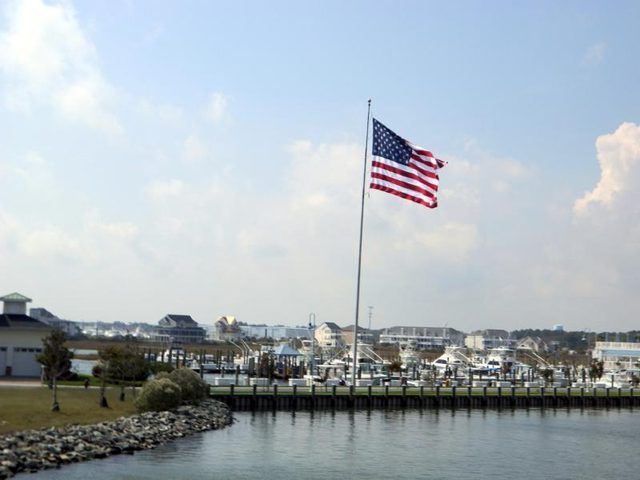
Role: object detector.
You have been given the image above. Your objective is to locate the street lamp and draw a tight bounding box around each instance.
[308,313,316,378]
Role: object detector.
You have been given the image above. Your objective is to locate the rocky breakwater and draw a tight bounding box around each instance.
[0,400,232,479]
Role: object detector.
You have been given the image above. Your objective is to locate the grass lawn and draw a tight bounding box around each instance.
[0,387,138,435]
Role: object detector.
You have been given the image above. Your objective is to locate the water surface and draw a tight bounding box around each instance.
[32,409,638,479]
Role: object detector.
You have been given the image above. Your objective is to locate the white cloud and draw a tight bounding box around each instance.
[0,0,122,134]
[88,219,139,240]
[139,22,164,46]
[182,134,209,162]
[19,226,84,259]
[582,42,606,66]
[395,223,478,264]
[574,122,640,215]
[136,98,183,124]
[205,92,229,123]
[12,151,54,190]
[145,179,185,200]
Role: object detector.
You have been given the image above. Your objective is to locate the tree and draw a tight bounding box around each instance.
[540,368,554,386]
[37,329,73,412]
[590,360,604,382]
[388,360,403,373]
[98,344,150,402]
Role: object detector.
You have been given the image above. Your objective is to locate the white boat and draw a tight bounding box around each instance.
[474,347,515,374]
[399,341,421,370]
[431,346,473,372]
[158,346,186,364]
[320,344,390,374]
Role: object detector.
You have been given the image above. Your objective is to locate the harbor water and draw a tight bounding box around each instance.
[31,408,639,479]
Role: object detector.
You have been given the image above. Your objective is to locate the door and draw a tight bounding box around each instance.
[12,347,42,377]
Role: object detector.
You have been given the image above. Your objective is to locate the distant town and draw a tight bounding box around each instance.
[7,291,639,355]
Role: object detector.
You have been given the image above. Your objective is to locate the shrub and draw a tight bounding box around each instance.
[149,362,175,375]
[135,378,183,412]
[165,368,209,404]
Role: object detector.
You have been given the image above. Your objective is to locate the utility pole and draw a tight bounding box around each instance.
[368,306,373,331]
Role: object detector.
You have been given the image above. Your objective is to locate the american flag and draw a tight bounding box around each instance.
[370,118,445,209]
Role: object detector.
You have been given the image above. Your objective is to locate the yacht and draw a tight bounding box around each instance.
[431,346,473,372]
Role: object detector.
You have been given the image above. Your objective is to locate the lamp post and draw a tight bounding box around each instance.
[308,313,316,378]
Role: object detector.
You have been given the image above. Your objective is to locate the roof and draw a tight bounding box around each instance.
[159,314,199,328]
[0,314,51,329]
[320,322,341,331]
[384,326,461,335]
[342,324,371,333]
[469,329,510,337]
[0,292,32,303]
[30,308,57,319]
[272,344,303,356]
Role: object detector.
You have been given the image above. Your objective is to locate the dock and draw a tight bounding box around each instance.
[210,385,640,411]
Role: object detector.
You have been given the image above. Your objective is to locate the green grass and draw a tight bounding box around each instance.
[57,373,128,388]
[0,387,137,434]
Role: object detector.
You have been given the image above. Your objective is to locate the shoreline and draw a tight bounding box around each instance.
[0,400,232,479]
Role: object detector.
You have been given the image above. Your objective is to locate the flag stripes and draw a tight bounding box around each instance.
[370,118,445,209]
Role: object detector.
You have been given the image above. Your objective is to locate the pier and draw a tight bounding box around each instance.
[210,385,640,411]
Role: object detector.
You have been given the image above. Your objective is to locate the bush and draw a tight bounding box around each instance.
[135,378,183,412]
[149,362,175,375]
[164,368,209,404]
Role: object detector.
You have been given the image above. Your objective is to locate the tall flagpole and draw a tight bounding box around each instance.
[351,98,372,386]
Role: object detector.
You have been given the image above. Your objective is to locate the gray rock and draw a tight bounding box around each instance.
[0,400,231,478]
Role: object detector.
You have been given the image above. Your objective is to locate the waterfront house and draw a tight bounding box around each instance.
[592,341,640,371]
[0,292,52,377]
[212,316,243,341]
[154,314,206,344]
[239,324,312,340]
[341,325,377,345]
[516,336,549,353]
[29,308,81,337]
[314,322,344,349]
[465,329,515,350]
[379,326,464,349]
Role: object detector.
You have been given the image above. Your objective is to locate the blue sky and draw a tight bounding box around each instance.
[1,0,639,332]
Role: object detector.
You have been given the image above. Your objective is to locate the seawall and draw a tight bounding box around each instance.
[210,385,640,411]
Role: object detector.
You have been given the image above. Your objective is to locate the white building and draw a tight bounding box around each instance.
[211,316,243,341]
[239,324,311,340]
[592,341,640,371]
[379,326,464,349]
[30,308,81,337]
[0,293,52,377]
[314,322,343,349]
[465,329,515,350]
[516,336,548,353]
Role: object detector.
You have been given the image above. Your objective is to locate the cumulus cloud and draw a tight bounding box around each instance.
[205,92,229,123]
[145,179,185,200]
[182,134,209,162]
[574,122,640,215]
[0,0,122,134]
[582,42,606,66]
[395,223,478,264]
[88,219,139,240]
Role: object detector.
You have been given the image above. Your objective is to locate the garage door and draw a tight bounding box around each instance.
[12,348,42,377]
[0,347,6,376]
